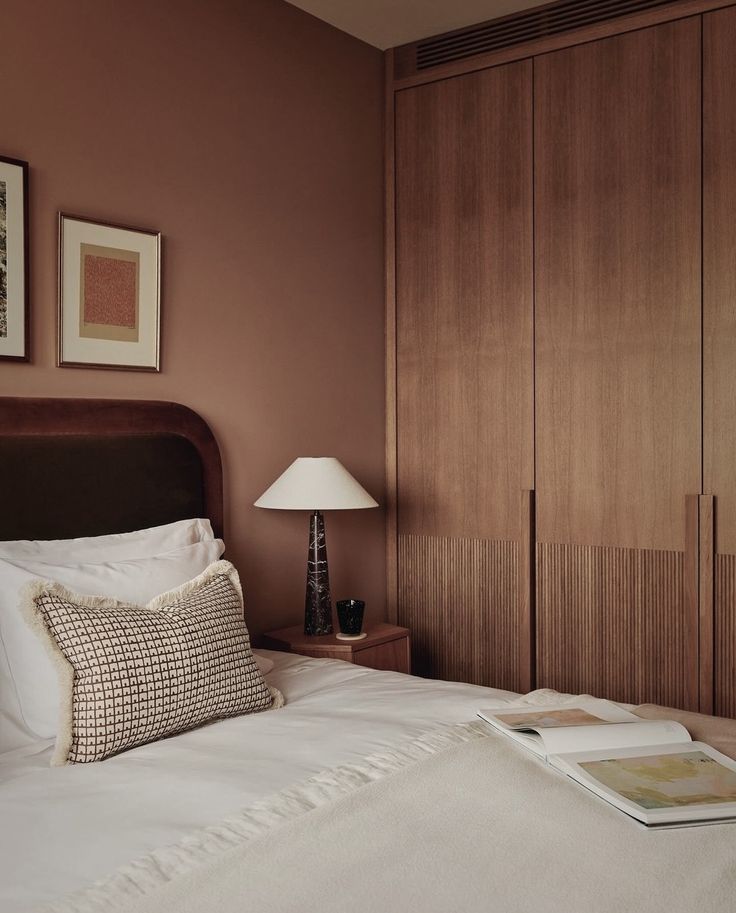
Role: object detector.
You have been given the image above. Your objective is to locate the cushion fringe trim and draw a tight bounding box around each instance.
[20,560,283,767]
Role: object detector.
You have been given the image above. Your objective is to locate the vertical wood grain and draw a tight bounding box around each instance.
[384,49,398,624]
[394,61,533,686]
[534,21,701,704]
[704,7,736,719]
[535,20,701,552]
[395,62,534,541]
[704,9,736,554]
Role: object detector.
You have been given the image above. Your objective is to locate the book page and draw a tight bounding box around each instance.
[536,719,690,756]
[552,742,736,826]
[490,706,621,729]
[478,700,690,759]
[485,699,638,732]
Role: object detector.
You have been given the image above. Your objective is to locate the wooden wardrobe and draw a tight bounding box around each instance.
[387,0,736,713]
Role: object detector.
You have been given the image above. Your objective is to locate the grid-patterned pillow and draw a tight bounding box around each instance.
[22,560,283,765]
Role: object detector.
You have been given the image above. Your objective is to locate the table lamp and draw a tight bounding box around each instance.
[254,457,378,636]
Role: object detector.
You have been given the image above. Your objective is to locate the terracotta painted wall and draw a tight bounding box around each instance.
[0,0,386,635]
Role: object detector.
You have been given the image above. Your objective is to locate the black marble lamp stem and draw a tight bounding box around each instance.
[305,509,332,635]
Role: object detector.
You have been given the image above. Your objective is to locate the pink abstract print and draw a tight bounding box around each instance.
[83,254,137,328]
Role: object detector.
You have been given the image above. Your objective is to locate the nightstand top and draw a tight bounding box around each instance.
[262,622,409,655]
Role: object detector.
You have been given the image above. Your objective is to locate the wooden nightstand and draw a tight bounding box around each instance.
[262,623,411,674]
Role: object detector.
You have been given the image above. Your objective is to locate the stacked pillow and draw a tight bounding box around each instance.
[0,519,226,753]
[0,517,214,564]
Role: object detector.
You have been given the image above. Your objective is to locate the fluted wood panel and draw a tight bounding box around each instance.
[398,534,521,691]
[537,542,693,708]
[716,555,736,718]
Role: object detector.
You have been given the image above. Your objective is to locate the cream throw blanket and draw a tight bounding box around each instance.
[50,718,736,913]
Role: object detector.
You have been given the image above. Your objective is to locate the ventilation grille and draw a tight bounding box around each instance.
[415,0,677,70]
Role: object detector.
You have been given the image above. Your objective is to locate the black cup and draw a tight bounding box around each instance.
[336,599,365,637]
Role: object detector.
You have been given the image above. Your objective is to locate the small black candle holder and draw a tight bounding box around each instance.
[336,599,366,640]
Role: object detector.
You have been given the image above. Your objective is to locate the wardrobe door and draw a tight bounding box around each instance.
[394,63,534,690]
[704,7,736,718]
[535,21,702,708]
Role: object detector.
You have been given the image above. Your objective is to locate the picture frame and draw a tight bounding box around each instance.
[0,155,30,362]
[58,213,161,371]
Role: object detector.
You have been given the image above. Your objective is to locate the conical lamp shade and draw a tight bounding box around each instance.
[254,458,378,511]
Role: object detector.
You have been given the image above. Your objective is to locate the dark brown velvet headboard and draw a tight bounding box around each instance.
[0,398,223,541]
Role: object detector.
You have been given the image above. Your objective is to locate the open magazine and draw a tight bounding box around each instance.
[478,699,736,828]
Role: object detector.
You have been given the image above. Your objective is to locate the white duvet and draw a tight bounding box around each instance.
[0,651,518,913]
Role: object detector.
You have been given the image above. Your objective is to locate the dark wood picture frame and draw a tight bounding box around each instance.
[0,154,30,362]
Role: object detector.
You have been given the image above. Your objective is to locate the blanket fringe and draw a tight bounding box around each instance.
[44,720,492,913]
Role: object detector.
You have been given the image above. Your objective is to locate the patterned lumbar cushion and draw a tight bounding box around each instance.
[22,560,283,765]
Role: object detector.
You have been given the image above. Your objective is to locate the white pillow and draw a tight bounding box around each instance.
[253,652,275,675]
[0,518,214,564]
[0,538,225,748]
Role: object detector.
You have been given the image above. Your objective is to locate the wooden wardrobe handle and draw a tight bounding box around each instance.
[519,490,536,694]
[685,495,715,714]
[699,495,715,715]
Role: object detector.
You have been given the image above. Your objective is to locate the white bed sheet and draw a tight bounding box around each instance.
[0,650,518,913]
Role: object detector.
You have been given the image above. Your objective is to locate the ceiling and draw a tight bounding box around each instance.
[284,0,545,50]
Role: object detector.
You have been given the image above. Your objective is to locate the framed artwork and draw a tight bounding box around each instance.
[58,213,161,371]
[0,155,29,362]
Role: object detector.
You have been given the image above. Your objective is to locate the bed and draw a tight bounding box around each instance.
[1,398,734,913]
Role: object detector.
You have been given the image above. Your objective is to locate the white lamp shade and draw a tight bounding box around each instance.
[254,457,379,511]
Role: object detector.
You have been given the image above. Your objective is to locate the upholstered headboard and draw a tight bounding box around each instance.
[0,398,223,541]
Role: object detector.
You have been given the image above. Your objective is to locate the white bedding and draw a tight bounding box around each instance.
[0,650,518,912]
[101,722,736,913]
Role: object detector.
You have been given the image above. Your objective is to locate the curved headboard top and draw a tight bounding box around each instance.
[0,398,223,542]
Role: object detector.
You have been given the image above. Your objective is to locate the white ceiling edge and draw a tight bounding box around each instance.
[283,0,545,50]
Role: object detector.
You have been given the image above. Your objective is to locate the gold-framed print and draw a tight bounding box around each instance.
[0,155,29,362]
[58,213,161,371]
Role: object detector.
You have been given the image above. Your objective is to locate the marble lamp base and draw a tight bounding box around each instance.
[304,509,333,636]
[336,632,368,641]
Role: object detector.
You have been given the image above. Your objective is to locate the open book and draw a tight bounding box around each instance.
[478,699,736,828]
